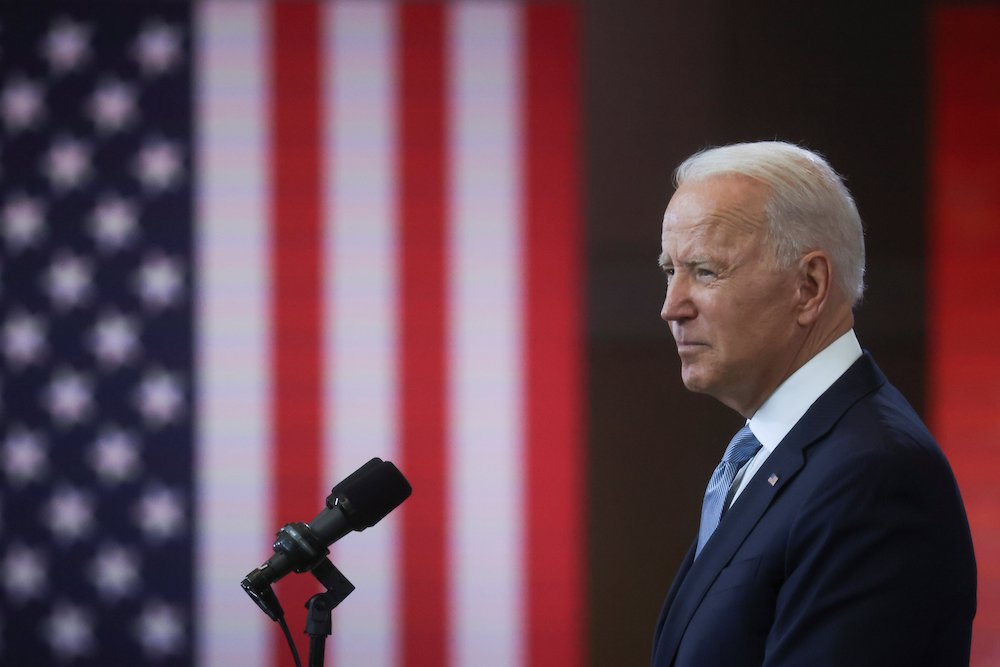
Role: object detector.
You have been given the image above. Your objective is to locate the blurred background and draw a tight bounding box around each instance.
[0,1,997,666]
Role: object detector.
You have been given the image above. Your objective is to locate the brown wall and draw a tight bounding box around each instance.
[583,2,929,664]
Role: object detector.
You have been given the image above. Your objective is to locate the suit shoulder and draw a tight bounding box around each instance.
[791,379,971,527]
[826,380,947,470]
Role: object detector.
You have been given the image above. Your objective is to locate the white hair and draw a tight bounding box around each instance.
[675,141,866,305]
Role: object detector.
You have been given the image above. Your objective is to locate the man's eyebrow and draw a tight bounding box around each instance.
[661,256,716,270]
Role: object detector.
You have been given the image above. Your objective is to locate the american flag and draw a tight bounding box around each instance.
[0,2,584,666]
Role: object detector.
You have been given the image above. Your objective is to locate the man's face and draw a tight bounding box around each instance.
[659,174,802,416]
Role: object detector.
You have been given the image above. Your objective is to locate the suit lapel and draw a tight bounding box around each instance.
[653,444,805,665]
[653,354,886,666]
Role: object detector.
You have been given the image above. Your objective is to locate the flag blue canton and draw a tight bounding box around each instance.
[1,2,194,664]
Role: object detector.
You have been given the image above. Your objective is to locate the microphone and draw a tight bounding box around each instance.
[241,457,412,620]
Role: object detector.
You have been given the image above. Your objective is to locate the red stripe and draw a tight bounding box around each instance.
[929,7,1000,665]
[398,4,450,666]
[523,6,585,666]
[269,4,324,666]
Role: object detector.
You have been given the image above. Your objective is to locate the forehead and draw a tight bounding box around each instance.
[660,174,770,251]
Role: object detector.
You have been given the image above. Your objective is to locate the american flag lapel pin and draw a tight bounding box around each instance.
[767,473,779,486]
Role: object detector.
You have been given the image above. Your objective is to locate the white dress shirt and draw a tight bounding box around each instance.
[729,330,864,506]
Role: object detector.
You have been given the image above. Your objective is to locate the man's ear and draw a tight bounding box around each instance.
[796,251,832,326]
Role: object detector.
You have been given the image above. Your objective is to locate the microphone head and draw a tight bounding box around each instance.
[328,458,412,530]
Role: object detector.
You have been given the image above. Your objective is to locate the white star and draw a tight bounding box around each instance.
[1,193,46,251]
[89,426,141,484]
[40,18,92,74]
[43,602,95,659]
[2,311,47,368]
[0,76,45,131]
[42,136,92,191]
[88,193,139,252]
[135,254,184,309]
[87,78,137,133]
[43,251,93,309]
[135,601,185,657]
[134,485,185,541]
[1,543,48,602]
[133,22,183,76]
[89,543,140,601]
[133,138,184,192]
[134,369,184,426]
[42,368,94,426]
[1,426,48,485]
[43,486,95,542]
[88,311,140,367]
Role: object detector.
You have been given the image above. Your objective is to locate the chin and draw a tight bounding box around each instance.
[680,367,714,396]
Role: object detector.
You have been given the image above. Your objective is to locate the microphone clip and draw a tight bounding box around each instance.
[241,554,355,626]
[240,521,344,622]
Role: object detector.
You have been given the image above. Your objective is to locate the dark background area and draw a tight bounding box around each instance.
[582,2,929,663]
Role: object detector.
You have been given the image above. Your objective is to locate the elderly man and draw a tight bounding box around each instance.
[651,142,976,666]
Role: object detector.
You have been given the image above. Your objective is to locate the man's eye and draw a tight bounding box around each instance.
[663,268,675,281]
[696,268,716,279]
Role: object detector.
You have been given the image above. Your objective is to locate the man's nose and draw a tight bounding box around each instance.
[661,275,695,322]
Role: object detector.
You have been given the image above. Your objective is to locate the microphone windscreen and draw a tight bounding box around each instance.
[331,458,412,530]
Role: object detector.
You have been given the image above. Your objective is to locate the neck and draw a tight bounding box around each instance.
[796,310,854,370]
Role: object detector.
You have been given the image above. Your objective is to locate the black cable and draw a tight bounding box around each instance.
[278,614,303,667]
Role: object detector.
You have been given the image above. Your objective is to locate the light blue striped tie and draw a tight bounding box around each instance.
[695,425,762,557]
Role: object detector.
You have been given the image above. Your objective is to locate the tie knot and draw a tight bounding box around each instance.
[722,425,762,467]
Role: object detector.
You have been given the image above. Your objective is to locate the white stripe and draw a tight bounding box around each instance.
[195,3,270,667]
[323,3,400,666]
[448,4,524,666]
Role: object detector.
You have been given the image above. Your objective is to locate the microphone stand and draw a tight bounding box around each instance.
[304,558,355,667]
[241,457,411,665]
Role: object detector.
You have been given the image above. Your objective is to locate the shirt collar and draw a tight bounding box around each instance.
[747,330,863,453]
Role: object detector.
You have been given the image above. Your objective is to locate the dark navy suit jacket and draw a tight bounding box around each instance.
[651,353,976,666]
